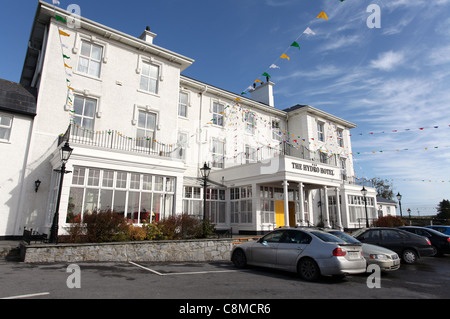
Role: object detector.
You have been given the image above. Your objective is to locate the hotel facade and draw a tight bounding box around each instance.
[0,2,381,239]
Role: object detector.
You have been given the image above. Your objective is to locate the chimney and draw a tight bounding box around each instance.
[250,80,275,107]
[139,26,157,44]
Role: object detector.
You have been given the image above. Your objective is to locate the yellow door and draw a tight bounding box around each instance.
[275,201,285,227]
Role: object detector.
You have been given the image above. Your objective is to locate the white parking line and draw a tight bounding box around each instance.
[1,292,50,299]
[128,261,239,276]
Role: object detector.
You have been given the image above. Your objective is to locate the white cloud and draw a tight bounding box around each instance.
[369,51,405,71]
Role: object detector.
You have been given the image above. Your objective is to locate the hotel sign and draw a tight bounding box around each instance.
[291,162,335,176]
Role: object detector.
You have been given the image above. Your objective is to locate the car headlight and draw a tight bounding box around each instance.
[370,254,388,260]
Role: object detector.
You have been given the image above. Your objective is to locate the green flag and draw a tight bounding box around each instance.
[63,54,71,59]
[262,72,271,78]
[290,41,301,50]
[55,15,67,23]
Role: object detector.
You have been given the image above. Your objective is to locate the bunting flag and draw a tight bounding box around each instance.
[254,79,263,83]
[280,53,290,60]
[317,11,329,20]
[55,15,67,23]
[269,64,280,69]
[59,29,70,37]
[290,41,301,50]
[262,72,271,78]
[303,27,316,35]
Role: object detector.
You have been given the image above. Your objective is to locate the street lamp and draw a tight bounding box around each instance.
[361,186,369,228]
[199,162,211,237]
[396,192,403,218]
[49,142,73,244]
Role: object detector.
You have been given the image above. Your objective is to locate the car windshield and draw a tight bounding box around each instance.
[310,231,346,244]
[351,228,367,238]
[329,231,361,244]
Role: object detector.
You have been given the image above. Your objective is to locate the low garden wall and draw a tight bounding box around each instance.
[20,238,235,263]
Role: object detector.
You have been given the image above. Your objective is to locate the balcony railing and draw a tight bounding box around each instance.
[58,125,176,158]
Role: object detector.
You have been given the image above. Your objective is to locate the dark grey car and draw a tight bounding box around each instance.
[353,227,435,264]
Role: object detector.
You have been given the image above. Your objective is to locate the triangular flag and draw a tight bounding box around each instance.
[317,11,328,20]
[55,15,66,23]
[303,27,316,35]
[255,79,263,83]
[64,63,72,69]
[262,72,271,78]
[59,29,70,37]
[290,41,301,50]
[63,54,71,59]
[269,64,280,69]
[280,53,290,60]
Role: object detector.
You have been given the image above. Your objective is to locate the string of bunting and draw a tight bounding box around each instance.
[352,124,450,137]
[238,1,346,99]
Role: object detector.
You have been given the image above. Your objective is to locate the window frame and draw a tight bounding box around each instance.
[0,113,13,142]
[77,40,104,78]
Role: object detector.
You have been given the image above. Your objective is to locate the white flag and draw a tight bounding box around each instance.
[52,0,61,5]
[303,27,316,35]
[269,64,280,69]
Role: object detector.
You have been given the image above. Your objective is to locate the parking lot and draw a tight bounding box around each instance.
[0,254,449,301]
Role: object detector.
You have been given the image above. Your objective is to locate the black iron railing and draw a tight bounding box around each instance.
[58,125,175,158]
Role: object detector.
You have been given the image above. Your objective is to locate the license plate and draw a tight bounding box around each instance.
[348,251,359,259]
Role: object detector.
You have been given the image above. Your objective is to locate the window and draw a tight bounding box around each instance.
[337,128,344,147]
[317,122,324,142]
[136,110,157,148]
[66,167,175,224]
[72,95,97,135]
[348,195,376,224]
[319,151,328,164]
[205,188,226,224]
[230,186,252,224]
[272,119,281,141]
[211,138,225,168]
[140,61,159,94]
[77,40,103,78]
[212,102,224,126]
[176,132,188,161]
[178,92,188,117]
[0,114,13,141]
[183,186,202,218]
[245,145,256,163]
[244,111,255,134]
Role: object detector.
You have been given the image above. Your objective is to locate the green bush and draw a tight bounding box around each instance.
[64,211,214,243]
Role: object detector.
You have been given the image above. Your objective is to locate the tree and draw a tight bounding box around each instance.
[370,177,394,200]
[437,199,450,219]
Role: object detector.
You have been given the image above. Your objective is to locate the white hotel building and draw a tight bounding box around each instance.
[0,2,379,239]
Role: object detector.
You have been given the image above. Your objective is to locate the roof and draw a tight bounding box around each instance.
[376,196,397,205]
[0,79,37,117]
[284,104,357,129]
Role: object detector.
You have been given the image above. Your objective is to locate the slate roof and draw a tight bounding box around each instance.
[0,79,37,117]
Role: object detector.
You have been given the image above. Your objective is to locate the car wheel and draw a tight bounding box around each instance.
[402,249,418,264]
[231,249,247,269]
[297,258,320,282]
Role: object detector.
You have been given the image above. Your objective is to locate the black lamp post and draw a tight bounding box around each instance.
[396,192,403,218]
[49,142,73,244]
[361,186,369,228]
[199,162,211,237]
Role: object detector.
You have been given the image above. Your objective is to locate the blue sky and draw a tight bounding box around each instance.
[1,0,450,215]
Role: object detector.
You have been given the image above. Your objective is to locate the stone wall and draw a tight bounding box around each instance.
[21,238,235,263]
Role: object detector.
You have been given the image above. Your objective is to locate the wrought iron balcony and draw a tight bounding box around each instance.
[58,125,176,158]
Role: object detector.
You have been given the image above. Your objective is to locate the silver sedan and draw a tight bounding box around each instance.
[327,230,400,272]
[231,227,366,281]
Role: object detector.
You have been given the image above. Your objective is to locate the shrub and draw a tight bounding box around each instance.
[373,215,407,227]
[81,210,127,243]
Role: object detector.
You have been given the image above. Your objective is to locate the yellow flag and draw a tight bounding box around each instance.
[280,53,290,60]
[254,79,263,83]
[59,29,70,37]
[317,11,328,20]
[64,63,72,69]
